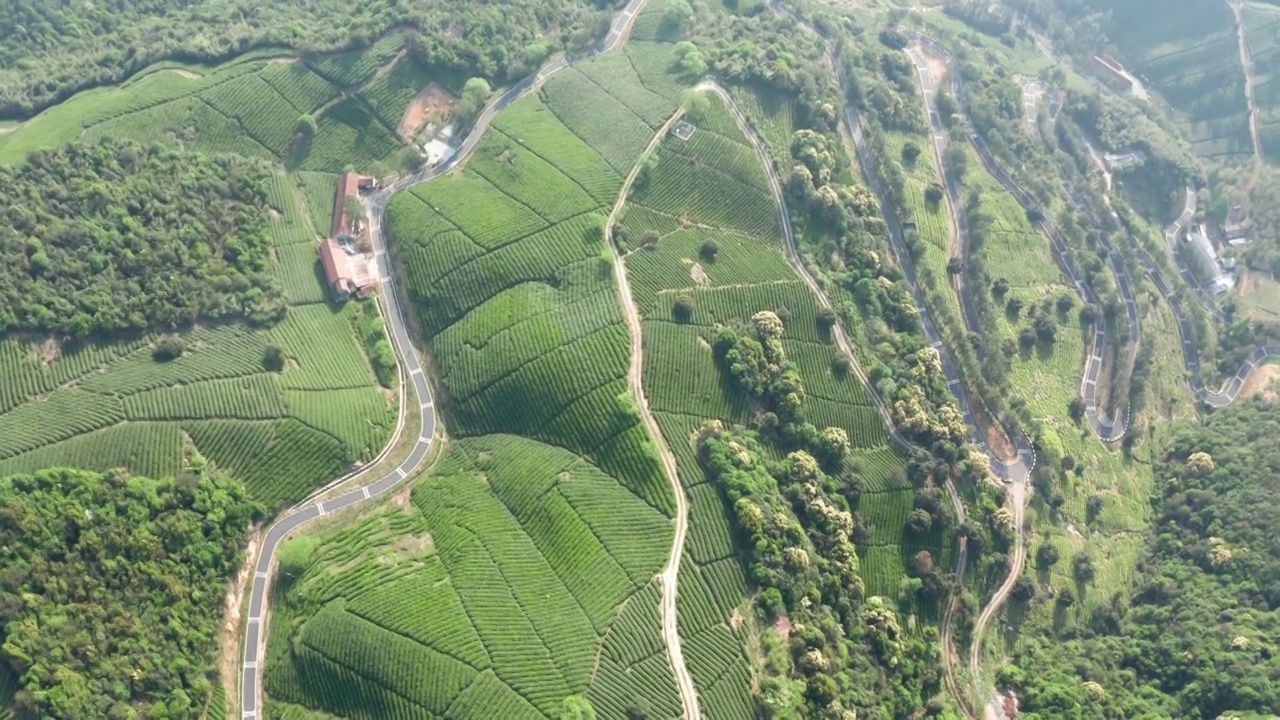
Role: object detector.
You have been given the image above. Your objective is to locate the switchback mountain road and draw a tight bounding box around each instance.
[237,0,652,716]
[904,31,1280,718]
[837,66,1031,720]
[906,39,1137,443]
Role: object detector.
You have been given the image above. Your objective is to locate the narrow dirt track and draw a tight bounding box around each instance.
[604,107,702,720]
[1230,0,1265,166]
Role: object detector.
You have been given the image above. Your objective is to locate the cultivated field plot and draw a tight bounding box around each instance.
[883,132,965,322]
[958,146,1086,423]
[269,50,693,719]
[0,173,394,510]
[0,40,419,171]
[266,437,680,719]
[1090,0,1252,158]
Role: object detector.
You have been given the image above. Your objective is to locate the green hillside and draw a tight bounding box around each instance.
[263,46,691,719]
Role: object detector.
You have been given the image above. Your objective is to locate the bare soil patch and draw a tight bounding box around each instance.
[391,483,413,511]
[1242,362,1280,401]
[27,336,62,365]
[689,261,710,286]
[774,614,793,640]
[914,46,948,92]
[400,83,456,140]
[731,608,744,630]
[169,69,202,80]
[219,528,261,717]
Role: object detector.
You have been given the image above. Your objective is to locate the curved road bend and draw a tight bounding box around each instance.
[906,40,1136,443]
[1077,137,1280,407]
[906,33,1280,717]
[238,1,650,717]
[717,66,995,712]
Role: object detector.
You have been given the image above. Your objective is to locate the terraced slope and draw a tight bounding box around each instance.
[0,37,418,171]
[1085,0,1252,158]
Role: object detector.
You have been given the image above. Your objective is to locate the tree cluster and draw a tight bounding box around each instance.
[697,423,938,719]
[0,466,264,718]
[1,139,285,337]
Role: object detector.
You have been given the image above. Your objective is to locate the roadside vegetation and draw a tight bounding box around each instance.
[0,0,617,120]
[0,466,262,719]
[1002,398,1280,718]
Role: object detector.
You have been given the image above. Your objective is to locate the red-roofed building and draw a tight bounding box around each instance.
[331,171,377,239]
[319,239,357,299]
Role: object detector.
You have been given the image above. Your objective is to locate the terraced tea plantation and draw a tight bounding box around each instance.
[1245,2,1280,157]
[0,173,395,510]
[0,34,426,171]
[266,45,698,719]
[618,83,944,713]
[1088,0,1252,158]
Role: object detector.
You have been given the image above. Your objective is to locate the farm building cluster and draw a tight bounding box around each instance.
[319,171,379,301]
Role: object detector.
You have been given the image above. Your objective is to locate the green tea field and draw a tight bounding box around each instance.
[0,172,395,511]
[1245,2,1280,157]
[619,81,949,686]
[1089,0,1252,158]
[0,34,425,172]
[265,44,699,719]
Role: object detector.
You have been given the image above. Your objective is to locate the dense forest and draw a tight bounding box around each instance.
[0,0,619,118]
[0,466,263,718]
[1003,398,1280,718]
[0,139,284,337]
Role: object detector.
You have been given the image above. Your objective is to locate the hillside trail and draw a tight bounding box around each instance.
[1229,0,1266,176]
[604,106,702,720]
[830,41,1035,718]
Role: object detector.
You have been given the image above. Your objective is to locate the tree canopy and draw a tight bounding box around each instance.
[1004,398,1280,718]
[0,467,263,718]
[0,139,285,337]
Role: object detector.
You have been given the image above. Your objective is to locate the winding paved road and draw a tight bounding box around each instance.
[907,39,1137,443]
[835,59,1031,720]
[902,32,1280,718]
[237,1,650,716]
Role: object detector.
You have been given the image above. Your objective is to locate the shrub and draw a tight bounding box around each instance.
[152,335,187,362]
[906,508,933,534]
[700,238,719,261]
[1036,543,1060,569]
[673,295,695,323]
[262,344,286,372]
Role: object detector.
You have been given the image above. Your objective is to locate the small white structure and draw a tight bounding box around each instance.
[671,120,696,141]
[1103,150,1145,171]
[421,122,458,167]
[1185,223,1235,295]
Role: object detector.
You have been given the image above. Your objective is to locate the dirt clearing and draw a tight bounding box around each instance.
[400,83,456,140]
[1242,362,1280,400]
